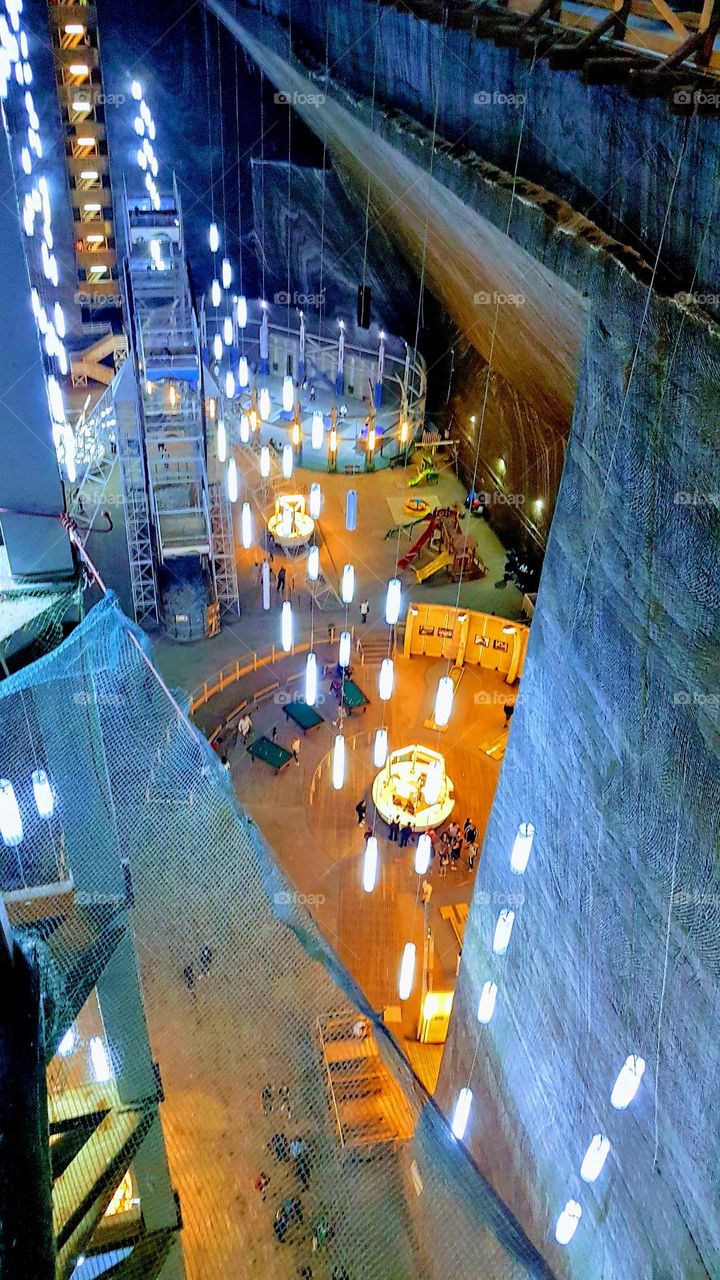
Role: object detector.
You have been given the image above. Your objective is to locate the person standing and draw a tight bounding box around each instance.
[399,822,412,848]
[467,842,478,871]
[421,878,432,905]
[355,798,367,826]
[463,817,477,845]
[277,565,287,595]
[503,697,516,727]
[388,818,400,843]
[291,736,301,765]
[359,599,369,624]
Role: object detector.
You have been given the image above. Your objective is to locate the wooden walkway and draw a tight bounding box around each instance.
[318,1012,415,1150]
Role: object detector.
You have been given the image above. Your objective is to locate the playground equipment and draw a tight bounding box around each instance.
[396,507,486,582]
[408,457,439,487]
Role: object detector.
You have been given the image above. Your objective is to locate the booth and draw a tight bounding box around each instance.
[267,494,315,552]
[372,744,455,831]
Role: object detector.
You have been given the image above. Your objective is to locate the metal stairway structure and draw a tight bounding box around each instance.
[119,179,239,627]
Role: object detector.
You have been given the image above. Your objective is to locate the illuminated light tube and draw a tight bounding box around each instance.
[307,545,319,581]
[62,425,77,483]
[223,315,233,346]
[225,370,235,399]
[555,1201,582,1247]
[332,734,346,790]
[580,1134,611,1184]
[492,908,515,956]
[385,578,401,625]
[415,833,431,875]
[240,413,250,444]
[260,446,270,478]
[281,444,293,480]
[58,1026,76,1056]
[341,563,354,604]
[32,768,54,818]
[291,422,301,448]
[423,759,443,806]
[69,63,89,77]
[281,600,293,653]
[261,561,271,610]
[0,779,23,846]
[398,942,416,1000]
[48,375,64,423]
[378,658,394,701]
[53,302,66,338]
[212,333,222,362]
[451,1087,472,1140]
[338,631,351,668]
[259,386,271,420]
[20,144,30,173]
[367,426,376,453]
[226,458,238,503]
[236,294,247,328]
[131,80,142,100]
[217,420,226,463]
[434,675,454,727]
[238,355,249,387]
[400,419,409,444]
[241,502,252,549]
[510,821,535,874]
[211,278,221,308]
[221,257,232,289]
[305,652,318,706]
[610,1055,645,1110]
[363,836,378,893]
[373,727,388,769]
[58,345,68,376]
[311,411,324,450]
[309,483,322,520]
[345,488,358,532]
[329,426,337,454]
[209,222,219,252]
[477,980,498,1024]
[282,375,294,413]
[89,1036,112,1083]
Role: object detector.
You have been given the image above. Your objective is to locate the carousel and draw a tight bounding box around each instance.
[372,744,455,832]
[267,494,315,552]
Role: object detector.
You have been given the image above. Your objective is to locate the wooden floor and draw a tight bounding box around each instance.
[318,1013,416,1149]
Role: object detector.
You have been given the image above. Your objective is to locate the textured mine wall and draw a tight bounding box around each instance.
[240,0,719,304]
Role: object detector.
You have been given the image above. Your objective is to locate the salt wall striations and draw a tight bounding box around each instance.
[213,3,720,1277]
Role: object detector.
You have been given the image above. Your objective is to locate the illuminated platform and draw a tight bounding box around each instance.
[372,744,455,831]
[267,494,315,551]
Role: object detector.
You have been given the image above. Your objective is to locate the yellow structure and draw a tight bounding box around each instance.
[267,494,315,549]
[418,990,454,1044]
[372,744,455,831]
[404,601,529,684]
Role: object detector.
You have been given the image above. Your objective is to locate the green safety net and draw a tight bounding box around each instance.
[1,595,552,1280]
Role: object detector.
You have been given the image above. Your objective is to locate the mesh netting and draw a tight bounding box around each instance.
[2,595,551,1280]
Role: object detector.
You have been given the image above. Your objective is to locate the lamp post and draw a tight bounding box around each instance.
[328,406,338,474]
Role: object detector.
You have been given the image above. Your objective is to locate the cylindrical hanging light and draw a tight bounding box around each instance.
[282,375,294,413]
[0,779,23,846]
[423,759,443,806]
[415,833,432,875]
[385,578,401,625]
[400,419,409,444]
[223,315,233,345]
[451,1087,472,1140]
[62,425,76,483]
[221,257,232,288]
[212,333,222,361]
[209,222,219,252]
[281,600,293,652]
[305,652,318,706]
[240,413,250,444]
[434,675,454,727]
[238,355,249,387]
[309,483,322,520]
[373,728,388,768]
[211,278,221,307]
[236,295,247,328]
[307,545,319,581]
[259,386,271,420]
[225,370,235,399]
[217,419,227,463]
[345,489,358,532]
[226,458,238,503]
[241,502,252,549]
[338,631,351,667]
[332,735,345,791]
[31,768,54,818]
[260,446,271,478]
[262,561,271,611]
[341,563,354,604]
[282,445,293,479]
[311,410,324,450]
[398,942,416,1000]
[362,836,378,893]
[378,658,394,701]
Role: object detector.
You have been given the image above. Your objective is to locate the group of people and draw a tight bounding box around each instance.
[356,798,479,874]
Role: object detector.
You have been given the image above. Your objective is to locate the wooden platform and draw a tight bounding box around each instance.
[317,1011,415,1150]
